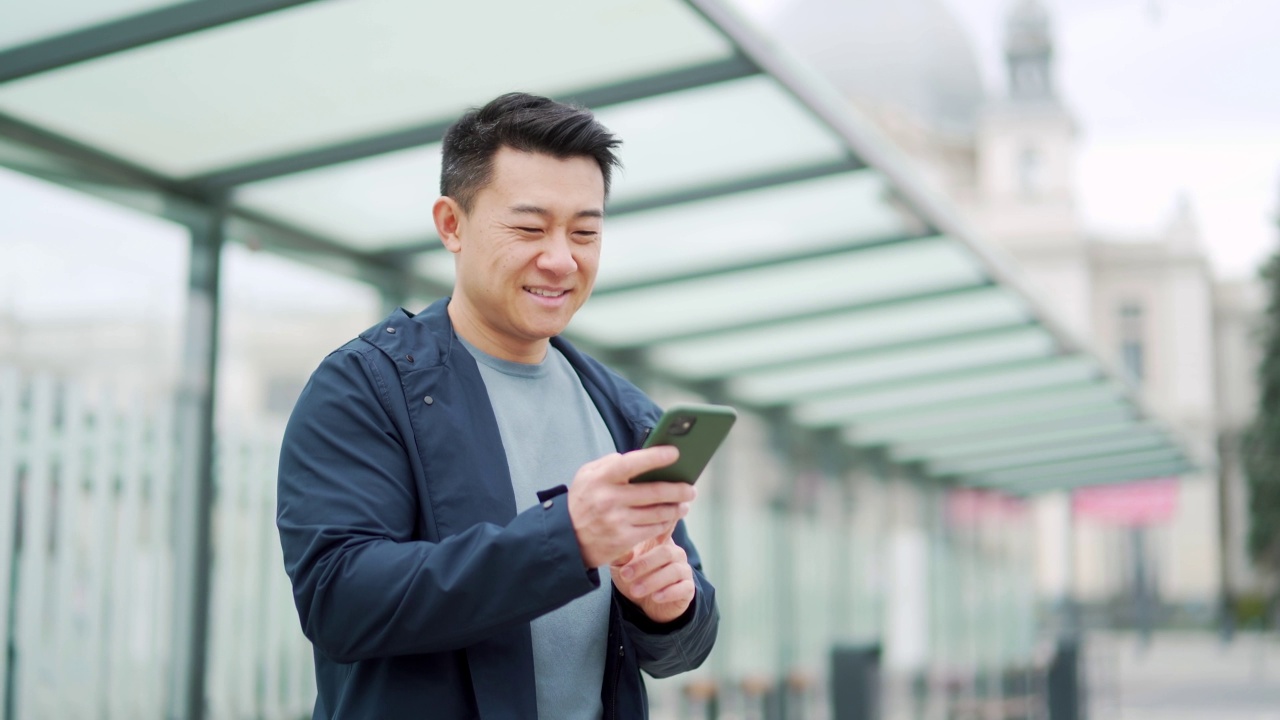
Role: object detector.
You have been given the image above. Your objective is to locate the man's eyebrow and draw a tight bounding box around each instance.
[508,204,603,219]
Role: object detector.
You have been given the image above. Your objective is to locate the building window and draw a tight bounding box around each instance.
[1018,145,1042,197]
[1118,301,1144,384]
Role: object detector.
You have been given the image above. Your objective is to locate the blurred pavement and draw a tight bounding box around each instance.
[1087,631,1280,720]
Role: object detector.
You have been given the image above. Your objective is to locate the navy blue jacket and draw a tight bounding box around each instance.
[277,298,719,719]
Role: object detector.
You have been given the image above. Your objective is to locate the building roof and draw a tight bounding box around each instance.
[0,0,1195,494]
[772,0,988,134]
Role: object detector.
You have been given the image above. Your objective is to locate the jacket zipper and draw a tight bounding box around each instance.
[609,641,623,720]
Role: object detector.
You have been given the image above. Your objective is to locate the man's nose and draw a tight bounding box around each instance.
[538,234,578,276]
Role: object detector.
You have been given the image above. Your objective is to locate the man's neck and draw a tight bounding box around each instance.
[446,298,548,364]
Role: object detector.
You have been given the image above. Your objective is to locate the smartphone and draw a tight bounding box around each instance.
[630,403,737,484]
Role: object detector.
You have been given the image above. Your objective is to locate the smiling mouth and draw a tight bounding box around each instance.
[525,287,568,298]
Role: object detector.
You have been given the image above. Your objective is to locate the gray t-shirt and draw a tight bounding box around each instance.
[460,337,617,720]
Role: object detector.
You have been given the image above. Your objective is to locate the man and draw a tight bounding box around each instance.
[277,92,719,719]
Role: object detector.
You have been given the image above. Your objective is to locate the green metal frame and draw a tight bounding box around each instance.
[0,0,321,84]
[192,53,760,189]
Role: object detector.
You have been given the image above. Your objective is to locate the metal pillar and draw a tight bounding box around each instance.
[764,417,802,720]
[1130,526,1154,647]
[166,213,224,720]
[1062,492,1080,638]
[1216,433,1236,642]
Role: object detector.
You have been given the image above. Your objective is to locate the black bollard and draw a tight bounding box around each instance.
[830,644,882,720]
[1046,636,1084,720]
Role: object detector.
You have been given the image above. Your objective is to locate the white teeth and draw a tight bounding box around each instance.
[527,288,566,298]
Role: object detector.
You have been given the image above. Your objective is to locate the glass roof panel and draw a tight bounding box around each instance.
[849,403,1135,448]
[849,382,1123,441]
[233,76,855,252]
[981,448,1183,485]
[0,0,733,176]
[933,432,1168,476]
[596,171,907,290]
[992,460,1190,493]
[233,144,440,250]
[570,237,988,346]
[596,75,848,204]
[896,420,1155,463]
[0,0,188,51]
[795,356,1100,427]
[729,326,1057,405]
[648,285,1031,379]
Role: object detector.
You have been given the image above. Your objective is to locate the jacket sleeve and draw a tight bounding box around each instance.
[615,520,720,678]
[276,347,599,663]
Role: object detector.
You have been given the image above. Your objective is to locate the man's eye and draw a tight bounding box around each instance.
[517,227,542,234]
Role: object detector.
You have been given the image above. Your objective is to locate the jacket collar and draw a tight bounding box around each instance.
[371,298,661,449]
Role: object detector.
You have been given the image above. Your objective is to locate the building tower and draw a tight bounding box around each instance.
[1005,0,1055,101]
[974,0,1088,336]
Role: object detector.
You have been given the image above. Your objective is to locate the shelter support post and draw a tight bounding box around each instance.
[166,212,225,720]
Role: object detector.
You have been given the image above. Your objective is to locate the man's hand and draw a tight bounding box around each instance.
[610,528,695,624]
[568,446,694,569]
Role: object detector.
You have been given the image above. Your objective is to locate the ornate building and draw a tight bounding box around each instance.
[773,0,1265,616]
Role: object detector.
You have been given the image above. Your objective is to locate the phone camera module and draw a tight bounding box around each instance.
[670,416,696,436]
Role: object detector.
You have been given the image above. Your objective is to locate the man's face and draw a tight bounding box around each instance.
[438,147,605,361]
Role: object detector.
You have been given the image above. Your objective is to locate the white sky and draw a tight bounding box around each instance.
[733,0,1280,280]
[0,167,376,322]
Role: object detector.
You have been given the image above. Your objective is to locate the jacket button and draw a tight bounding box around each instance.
[386,327,396,334]
[542,499,553,509]
[423,395,434,405]
[406,354,415,363]
[618,644,624,657]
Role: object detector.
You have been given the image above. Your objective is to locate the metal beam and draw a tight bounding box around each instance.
[896,419,1149,465]
[728,323,1049,405]
[228,208,452,299]
[0,0,321,85]
[604,156,864,217]
[979,448,1185,487]
[713,320,1042,383]
[870,405,1135,452]
[608,280,993,350]
[593,231,928,298]
[751,351,1070,411]
[850,381,1118,435]
[0,111,452,304]
[0,111,195,197]
[794,355,1098,427]
[933,433,1168,477]
[192,53,761,190]
[991,461,1191,495]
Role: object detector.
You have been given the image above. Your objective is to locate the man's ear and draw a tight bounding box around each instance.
[433,196,464,253]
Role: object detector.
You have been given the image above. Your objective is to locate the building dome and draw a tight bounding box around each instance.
[772,0,987,134]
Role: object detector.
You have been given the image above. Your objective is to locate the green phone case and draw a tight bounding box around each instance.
[630,403,737,484]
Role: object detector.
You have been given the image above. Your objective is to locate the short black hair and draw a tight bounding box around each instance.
[440,92,622,213]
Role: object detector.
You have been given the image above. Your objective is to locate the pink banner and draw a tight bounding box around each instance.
[1072,478,1179,526]
[946,488,1029,526]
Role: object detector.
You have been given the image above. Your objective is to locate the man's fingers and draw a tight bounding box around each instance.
[618,538,686,582]
[627,502,689,528]
[650,578,695,604]
[606,445,679,484]
[624,480,697,508]
[627,561,693,599]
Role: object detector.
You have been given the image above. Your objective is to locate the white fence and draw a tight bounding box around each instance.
[0,367,315,720]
